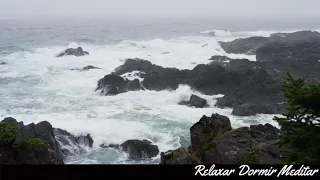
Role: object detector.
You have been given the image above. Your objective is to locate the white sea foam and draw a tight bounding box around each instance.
[0,35,279,164]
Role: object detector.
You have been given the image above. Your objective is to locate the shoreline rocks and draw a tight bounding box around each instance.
[160,113,283,164]
[218,30,320,55]
[0,117,93,164]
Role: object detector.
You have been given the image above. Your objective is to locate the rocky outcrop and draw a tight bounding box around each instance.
[0,62,6,65]
[0,118,63,164]
[269,30,320,42]
[95,31,320,116]
[179,94,208,108]
[56,47,89,57]
[101,139,159,160]
[113,58,187,91]
[256,41,320,63]
[95,73,143,95]
[160,114,283,164]
[0,117,94,164]
[219,36,269,55]
[219,30,320,55]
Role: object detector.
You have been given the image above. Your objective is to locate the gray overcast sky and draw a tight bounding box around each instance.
[0,0,319,18]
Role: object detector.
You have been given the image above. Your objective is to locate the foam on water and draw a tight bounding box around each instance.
[0,35,279,164]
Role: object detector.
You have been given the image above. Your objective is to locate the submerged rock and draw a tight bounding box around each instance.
[81,65,101,71]
[56,47,89,57]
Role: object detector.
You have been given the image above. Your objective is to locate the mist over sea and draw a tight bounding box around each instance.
[1,17,319,164]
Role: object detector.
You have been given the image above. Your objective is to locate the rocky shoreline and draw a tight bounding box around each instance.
[1,30,319,164]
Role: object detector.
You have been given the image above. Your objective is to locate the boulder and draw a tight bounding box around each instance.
[56,47,89,57]
[179,94,208,108]
[120,139,159,160]
[190,114,232,149]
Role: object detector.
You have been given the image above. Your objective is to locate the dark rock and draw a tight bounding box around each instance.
[15,143,64,164]
[186,63,243,95]
[190,114,232,149]
[113,58,186,91]
[179,94,208,108]
[219,36,269,55]
[160,148,200,164]
[202,44,208,47]
[215,69,285,116]
[0,117,94,164]
[0,118,64,164]
[208,55,232,61]
[14,121,61,154]
[120,139,159,160]
[2,117,18,124]
[0,62,6,65]
[219,31,320,55]
[53,128,94,156]
[95,73,143,95]
[161,114,284,164]
[232,103,287,116]
[56,47,89,57]
[201,123,281,164]
[256,41,320,63]
[269,30,320,42]
[81,65,100,71]
[100,144,120,149]
[162,52,170,54]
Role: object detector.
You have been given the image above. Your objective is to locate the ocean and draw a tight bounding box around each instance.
[0,17,319,164]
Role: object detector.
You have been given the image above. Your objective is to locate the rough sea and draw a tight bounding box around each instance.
[1,17,319,164]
